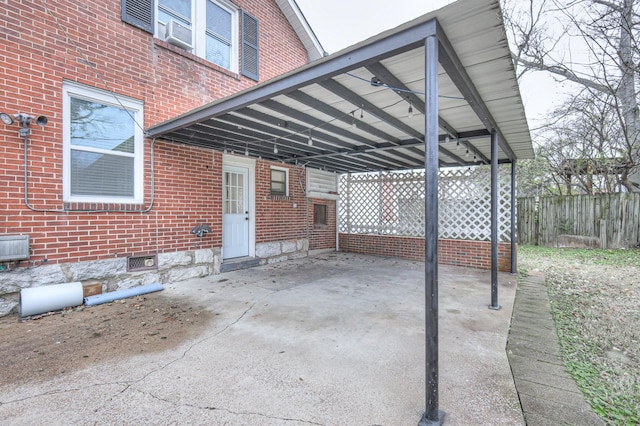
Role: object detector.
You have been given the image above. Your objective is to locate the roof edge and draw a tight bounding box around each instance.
[275,0,326,61]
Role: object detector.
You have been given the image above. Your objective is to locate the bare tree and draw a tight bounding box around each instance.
[504,0,640,192]
[534,90,628,194]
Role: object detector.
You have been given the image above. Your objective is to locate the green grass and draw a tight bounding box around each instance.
[549,291,640,425]
[518,245,640,268]
[519,246,640,425]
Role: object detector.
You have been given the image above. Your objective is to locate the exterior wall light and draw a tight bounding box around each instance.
[0,112,14,125]
[0,112,48,137]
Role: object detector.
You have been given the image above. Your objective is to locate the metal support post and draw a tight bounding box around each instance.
[510,161,517,274]
[419,33,445,426]
[489,130,501,310]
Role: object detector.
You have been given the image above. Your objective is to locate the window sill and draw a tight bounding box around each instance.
[153,38,241,80]
[269,195,291,201]
[63,202,148,212]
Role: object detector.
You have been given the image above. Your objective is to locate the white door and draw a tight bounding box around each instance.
[222,165,249,259]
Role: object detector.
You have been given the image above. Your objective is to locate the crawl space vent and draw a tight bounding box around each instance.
[127,254,158,272]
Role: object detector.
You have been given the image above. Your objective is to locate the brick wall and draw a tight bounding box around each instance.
[0,0,308,267]
[255,162,307,244]
[338,234,513,272]
[308,199,336,251]
[251,161,336,250]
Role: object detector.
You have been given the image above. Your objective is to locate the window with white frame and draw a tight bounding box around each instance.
[63,82,144,203]
[156,0,238,72]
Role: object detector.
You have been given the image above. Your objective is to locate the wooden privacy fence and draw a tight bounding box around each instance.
[517,193,640,249]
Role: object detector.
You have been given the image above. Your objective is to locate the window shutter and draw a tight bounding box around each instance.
[121,0,154,34]
[241,11,259,81]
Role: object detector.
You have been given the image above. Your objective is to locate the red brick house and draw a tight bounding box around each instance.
[0,0,336,315]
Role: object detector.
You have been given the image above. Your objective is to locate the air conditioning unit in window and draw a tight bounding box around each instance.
[164,20,193,50]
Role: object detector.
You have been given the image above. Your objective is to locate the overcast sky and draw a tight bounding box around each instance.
[295,0,561,126]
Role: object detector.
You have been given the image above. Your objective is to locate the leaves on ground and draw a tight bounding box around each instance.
[519,246,640,425]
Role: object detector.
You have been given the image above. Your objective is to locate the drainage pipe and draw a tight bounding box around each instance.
[84,283,164,307]
[19,282,84,317]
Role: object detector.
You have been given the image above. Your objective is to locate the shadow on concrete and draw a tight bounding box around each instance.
[0,253,523,425]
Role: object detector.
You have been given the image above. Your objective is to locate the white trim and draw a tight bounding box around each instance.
[156,0,239,73]
[223,154,255,257]
[306,191,339,200]
[275,0,325,60]
[197,0,239,72]
[62,81,144,204]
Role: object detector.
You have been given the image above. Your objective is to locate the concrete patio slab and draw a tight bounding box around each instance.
[0,253,523,425]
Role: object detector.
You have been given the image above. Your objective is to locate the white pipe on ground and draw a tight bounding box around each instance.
[19,282,84,317]
[84,283,164,307]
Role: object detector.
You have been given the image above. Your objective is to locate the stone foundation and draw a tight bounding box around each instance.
[0,248,222,317]
[1,238,312,316]
[254,238,309,265]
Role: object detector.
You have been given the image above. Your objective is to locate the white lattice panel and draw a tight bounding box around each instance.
[339,166,512,242]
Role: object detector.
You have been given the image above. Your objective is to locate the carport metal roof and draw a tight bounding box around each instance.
[146,0,533,173]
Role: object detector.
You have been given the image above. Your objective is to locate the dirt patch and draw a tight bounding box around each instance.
[0,292,212,386]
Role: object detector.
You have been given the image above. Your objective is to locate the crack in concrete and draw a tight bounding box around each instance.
[136,298,260,378]
[0,285,287,417]
[0,298,259,408]
[135,387,326,425]
[0,382,130,405]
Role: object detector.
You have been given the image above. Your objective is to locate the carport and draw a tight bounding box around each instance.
[146,0,534,423]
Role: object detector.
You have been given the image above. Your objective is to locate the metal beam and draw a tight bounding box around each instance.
[458,129,491,140]
[147,18,437,137]
[223,110,367,153]
[286,136,447,158]
[435,21,517,162]
[259,99,379,148]
[286,87,477,167]
[365,62,459,138]
[161,125,378,173]
[281,145,421,170]
[203,115,333,151]
[285,90,401,144]
[448,139,490,164]
[162,121,498,172]
[438,145,466,165]
[318,79,425,141]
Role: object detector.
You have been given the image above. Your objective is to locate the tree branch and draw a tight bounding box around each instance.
[511,53,612,93]
[592,0,624,13]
